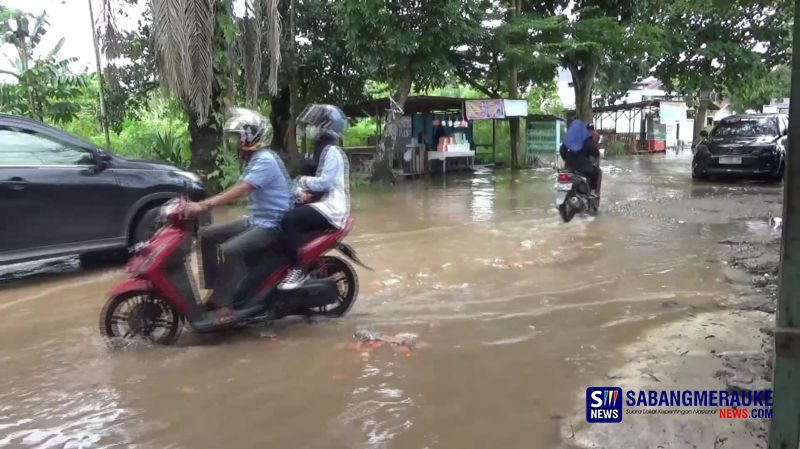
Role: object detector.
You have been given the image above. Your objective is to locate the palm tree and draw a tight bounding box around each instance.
[103,0,281,179]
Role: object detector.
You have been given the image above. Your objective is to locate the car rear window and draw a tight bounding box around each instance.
[0,128,94,166]
[711,117,779,138]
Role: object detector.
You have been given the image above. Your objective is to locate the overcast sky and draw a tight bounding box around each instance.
[1,0,104,77]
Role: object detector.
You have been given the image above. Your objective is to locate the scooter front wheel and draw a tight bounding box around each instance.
[100,291,183,346]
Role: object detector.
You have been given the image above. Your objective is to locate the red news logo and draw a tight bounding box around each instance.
[719,408,773,419]
[719,408,748,419]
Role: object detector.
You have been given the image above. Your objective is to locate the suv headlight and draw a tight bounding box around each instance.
[175,170,202,184]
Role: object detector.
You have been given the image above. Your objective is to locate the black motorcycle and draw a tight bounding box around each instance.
[555,168,600,223]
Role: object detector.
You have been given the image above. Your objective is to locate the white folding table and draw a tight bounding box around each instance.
[427,150,476,175]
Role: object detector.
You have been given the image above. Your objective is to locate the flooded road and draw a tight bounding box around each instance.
[0,150,783,449]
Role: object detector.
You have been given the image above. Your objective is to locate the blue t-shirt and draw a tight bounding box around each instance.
[242,149,293,229]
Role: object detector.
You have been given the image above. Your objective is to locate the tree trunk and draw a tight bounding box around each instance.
[693,100,709,148]
[371,68,414,185]
[508,0,522,170]
[568,61,598,123]
[188,115,221,186]
[509,64,521,170]
[269,87,301,174]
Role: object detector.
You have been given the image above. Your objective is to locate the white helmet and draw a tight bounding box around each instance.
[223,107,273,151]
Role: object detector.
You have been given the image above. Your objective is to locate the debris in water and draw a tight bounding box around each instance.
[382,278,401,287]
[353,330,421,350]
[520,240,535,249]
[771,217,783,229]
[260,331,279,340]
[441,262,453,269]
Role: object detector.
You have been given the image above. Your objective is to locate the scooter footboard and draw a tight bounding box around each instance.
[198,232,221,290]
[276,279,339,311]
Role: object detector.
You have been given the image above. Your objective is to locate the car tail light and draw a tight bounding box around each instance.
[558,173,572,183]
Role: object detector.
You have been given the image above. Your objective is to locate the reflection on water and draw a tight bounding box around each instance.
[0,151,780,449]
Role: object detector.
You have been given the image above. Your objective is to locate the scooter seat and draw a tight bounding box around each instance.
[297,218,353,266]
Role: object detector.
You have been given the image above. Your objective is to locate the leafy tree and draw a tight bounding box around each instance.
[726,65,791,111]
[449,1,558,169]
[527,80,564,115]
[339,0,482,183]
[452,1,657,164]
[650,0,792,141]
[0,8,87,123]
[102,11,159,133]
[553,3,659,123]
[267,0,369,166]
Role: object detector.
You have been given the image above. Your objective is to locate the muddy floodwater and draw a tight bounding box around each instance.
[0,150,783,448]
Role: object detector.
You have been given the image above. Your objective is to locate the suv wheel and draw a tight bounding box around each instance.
[772,161,785,183]
[691,161,707,180]
[132,207,163,246]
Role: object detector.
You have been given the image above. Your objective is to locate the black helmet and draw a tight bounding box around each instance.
[297,104,347,139]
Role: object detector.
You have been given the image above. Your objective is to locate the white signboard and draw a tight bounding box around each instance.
[503,100,528,117]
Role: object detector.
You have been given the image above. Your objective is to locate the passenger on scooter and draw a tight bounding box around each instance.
[183,108,293,320]
[278,104,351,290]
[560,119,601,194]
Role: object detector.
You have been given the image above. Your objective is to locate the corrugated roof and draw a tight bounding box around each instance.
[341,96,469,118]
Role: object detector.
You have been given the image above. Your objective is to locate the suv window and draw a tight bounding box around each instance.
[711,117,779,138]
[0,127,94,166]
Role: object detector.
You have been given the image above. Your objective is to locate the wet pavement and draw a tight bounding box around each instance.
[0,150,783,449]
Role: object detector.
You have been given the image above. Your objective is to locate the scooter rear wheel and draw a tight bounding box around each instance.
[307,256,358,317]
[100,291,183,346]
[558,200,576,223]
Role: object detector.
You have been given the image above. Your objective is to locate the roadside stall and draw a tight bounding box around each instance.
[341,95,527,176]
[341,96,477,176]
[525,114,566,169]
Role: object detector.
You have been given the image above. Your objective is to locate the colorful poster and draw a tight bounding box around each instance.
[465,99,506,120]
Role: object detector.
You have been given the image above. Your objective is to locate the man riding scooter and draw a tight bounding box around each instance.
[560,119,602,195]
[183,108,294,324]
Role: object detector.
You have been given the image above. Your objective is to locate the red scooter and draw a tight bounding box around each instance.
[100,199,368,345]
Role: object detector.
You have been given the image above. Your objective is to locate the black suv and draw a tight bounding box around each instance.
[692,113,788,182]
[0,114,206,265]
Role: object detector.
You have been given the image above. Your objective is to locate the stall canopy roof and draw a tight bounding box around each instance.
[341,96,467,118]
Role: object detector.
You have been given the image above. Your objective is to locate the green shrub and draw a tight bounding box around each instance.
[147,131,189,168]
[605,141,627,157]
[208,145,243,190]
[349,172,370,189]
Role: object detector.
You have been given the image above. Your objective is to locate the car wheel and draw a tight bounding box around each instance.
[772,161,785,183]
[132,207,163,246]
[692,160,707,180]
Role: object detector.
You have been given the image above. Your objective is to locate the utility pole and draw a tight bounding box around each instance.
[87,0,112,150]
[768,0,800,446]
